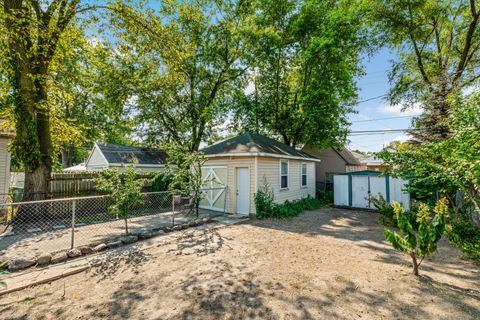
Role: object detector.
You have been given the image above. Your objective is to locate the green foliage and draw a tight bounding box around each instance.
[111,0,249,152]
[164,144,206,215]
[384,199,448,276]
[379,92,480,217]
[316,190,333,205]
[95,166,147,234]
[365,0,480,141]
[255,181,326,219]
[151,173,173,192]
[370,195,396,226]
[230,0,370,148]
[447,221,480,260]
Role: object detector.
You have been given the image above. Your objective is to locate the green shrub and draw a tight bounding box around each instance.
[447,220,480,259]
[255,182,275,218]
[151,173,173,192]
[316,190,333,205]
[370,195,396,226]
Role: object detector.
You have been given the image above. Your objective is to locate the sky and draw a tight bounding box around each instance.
[347,48,422,152]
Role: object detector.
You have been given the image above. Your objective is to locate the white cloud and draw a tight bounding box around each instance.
[377,102,423,117]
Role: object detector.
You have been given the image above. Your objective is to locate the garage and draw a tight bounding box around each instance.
[333,171,410,210]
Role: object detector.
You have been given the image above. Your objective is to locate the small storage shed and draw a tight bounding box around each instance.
[333,171,410,210]
[85,143,168,172]
[200,133,320,217]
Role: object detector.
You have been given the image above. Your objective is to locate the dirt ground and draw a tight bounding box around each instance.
[1,208,479,320]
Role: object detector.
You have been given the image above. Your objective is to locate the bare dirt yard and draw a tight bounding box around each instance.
[1,208,479,320]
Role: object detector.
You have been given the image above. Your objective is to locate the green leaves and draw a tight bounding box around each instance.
[96,166,147,234]
[230,0,369,148]
[384,199,448,275]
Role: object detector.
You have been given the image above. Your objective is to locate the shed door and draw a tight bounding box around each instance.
[352,176,369,208]
[236,168,249,215]
[369,176,386,201]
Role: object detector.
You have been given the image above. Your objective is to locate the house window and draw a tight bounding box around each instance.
[280,160,289,189]
[301,164,307,187]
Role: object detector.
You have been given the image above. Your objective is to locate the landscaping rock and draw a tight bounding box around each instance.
[154,230,165,236]
[51,252,68,264]
[106,241,122,249]
[172,225,182,231]
[67,248,82,258]
[137,231,153,239]
[93,243,107,252]
[37,253,52,266]
[202,217,210,223]
[78,246,94,255]
[121,235,138,244]
[8,256,36,271]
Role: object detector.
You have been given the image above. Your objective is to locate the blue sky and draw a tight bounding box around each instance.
[347,48,421,152]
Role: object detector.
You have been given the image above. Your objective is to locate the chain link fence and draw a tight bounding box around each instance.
[0,188,227,261]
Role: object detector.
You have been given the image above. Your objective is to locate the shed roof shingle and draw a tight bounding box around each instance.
[202,133,318,160]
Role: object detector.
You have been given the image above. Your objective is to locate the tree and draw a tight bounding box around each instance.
[379,91,480,221]
[96,166,146,235]
[230,0,369,148]
[384,199,448,276]
[1,0,86,199]
[111,0,249,152]
[367,0,480,141]
[164,144,206,216]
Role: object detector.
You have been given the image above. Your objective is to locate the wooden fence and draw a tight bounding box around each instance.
[48,172,156,198]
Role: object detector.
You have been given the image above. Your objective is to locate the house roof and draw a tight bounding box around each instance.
[96,143,168,166]
[202,133,319,161]
[335,148,362,165]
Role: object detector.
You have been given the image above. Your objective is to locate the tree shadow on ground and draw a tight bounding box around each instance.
[167,228,226,256]
[88,245,152,280]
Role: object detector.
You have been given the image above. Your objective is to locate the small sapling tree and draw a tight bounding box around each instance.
[384,199,448,276]
[96,166,146,235]
[165,144,206,216]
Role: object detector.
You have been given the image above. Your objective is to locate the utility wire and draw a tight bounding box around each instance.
[352,115,415,123]
[356,94,388,104]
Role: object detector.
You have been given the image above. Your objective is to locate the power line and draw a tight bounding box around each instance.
[348,129,419,136]
[356,94,387,104]
[352,115,414,123]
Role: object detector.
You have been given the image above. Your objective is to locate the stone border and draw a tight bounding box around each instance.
[3,217,212,273]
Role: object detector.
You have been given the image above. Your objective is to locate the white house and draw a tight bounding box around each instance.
[85,143,168,172]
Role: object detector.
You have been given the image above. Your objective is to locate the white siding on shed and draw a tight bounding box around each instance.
[85,145,108,170]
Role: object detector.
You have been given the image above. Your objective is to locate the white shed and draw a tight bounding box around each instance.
[333,171,410,211]
[199,133,320,217]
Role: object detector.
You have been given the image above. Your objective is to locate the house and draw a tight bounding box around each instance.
[199,133,319,217]
[85,143,168,172]
[301,146,361,190]
[0,125,13,202]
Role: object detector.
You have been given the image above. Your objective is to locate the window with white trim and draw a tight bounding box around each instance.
[301,163,307,187]
[280,160,289,189]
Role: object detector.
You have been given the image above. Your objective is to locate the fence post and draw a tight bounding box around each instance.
[172,195,175,226]
[71,199,76,249]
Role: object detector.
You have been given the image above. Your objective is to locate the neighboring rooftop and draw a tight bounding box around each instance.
[335,148,362,165]
[96,143,168,165]
[202,133,319,160]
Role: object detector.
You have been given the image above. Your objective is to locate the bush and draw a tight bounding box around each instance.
[316,190,333,205]
[255,186,324,219]
[151,173,173,192]
[447,220,480,259]
[370,195,396,226]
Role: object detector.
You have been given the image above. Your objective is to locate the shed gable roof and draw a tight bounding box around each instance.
[95,143,168,166]
[202,133,318,161]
